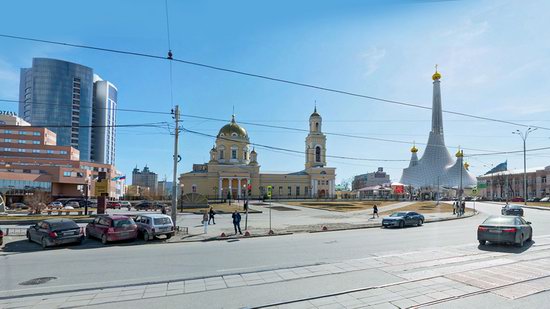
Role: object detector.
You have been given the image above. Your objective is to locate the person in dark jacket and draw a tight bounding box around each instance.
[232,210,242,235]
[208,207,216,225]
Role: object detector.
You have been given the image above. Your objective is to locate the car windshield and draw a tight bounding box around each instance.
[49,221,79,231]
[390,212,407,217]
[483,217,516,225]
[113,219,134,227]
[153,217,171,225]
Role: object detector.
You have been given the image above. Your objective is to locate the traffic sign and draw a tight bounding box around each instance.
[94,180,109,196]
[266,185,272,199]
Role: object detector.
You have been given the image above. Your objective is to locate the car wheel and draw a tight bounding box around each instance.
[27,231,32,242]
[41,238,48,249]
[143,231,149,242]
[101,234,108,245]
[517,234,524,247]
[166,234,172,240]
[479,240,486,245]
[399,220,404,228]
[527,231,533,242]
[418,219,423,226]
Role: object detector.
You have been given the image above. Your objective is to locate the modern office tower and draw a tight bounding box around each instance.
[92,74,117,165]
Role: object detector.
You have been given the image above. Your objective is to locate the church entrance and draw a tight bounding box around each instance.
[318,189,326,198]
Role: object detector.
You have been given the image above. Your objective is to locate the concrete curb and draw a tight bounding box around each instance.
[522,206,550,211]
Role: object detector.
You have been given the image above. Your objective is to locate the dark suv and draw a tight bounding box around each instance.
[26,219,83,249]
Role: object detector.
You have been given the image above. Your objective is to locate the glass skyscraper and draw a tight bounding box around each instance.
[19,58,117,164]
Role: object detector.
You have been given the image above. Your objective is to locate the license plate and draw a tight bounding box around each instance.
[489,229,502,234]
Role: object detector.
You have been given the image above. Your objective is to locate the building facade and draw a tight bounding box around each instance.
[132,165,158,195]
[19,58,117,164]
[0,114,120,204]
[400,69,477,188]
[91,75,117,165]
[180,110,336,199]
[352,167,391,190]
[477,166,550,200]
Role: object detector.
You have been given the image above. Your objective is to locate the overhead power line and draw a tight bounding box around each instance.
[1,33,549,131]
[181,127,409,162]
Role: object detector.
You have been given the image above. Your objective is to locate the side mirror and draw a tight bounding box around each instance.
[527,222,532,225]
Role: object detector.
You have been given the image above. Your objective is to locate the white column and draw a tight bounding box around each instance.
[218,178,223,198]
[237,178,242,198]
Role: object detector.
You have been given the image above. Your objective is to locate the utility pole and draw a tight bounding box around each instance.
[513,128,537,206]
[171,105,180,226]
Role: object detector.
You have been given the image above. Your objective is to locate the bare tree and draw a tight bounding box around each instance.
[24,190,51,214]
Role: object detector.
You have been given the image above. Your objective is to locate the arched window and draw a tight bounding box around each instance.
[315,146,321,162]
[315,122,319,131]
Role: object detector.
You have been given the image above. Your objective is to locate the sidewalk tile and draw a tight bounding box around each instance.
[278,301,316,309]
[66,294,96,302]
[58,299,92,308]
[310,297,338,306]
[390,298,417,308]
[142,291,167,299]
[368,303,398,309]
[166,290,184,296]
[409,295,435,304]
[316,303,346,309]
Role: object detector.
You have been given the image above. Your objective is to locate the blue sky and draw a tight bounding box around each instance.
[1,0,549,184]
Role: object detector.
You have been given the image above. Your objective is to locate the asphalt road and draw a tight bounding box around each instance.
[1,201,550,297]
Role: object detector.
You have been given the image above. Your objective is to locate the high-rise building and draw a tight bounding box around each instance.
[132,165,158,194]
[20,58,94,161]
[19,58,117,164]
[92,74,117,165]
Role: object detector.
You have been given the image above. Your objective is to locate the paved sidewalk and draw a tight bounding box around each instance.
[2,234,549,308]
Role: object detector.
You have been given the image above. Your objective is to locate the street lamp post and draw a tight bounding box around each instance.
[513,128,537,205]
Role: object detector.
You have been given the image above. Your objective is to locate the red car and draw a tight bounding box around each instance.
[511,197,525,202]
[107,202,122,209]
[85,215,138,244]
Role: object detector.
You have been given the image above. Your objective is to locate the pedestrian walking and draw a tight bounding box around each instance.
[452,201,457,215]
[202,210,209,234]
[461,201,466,216]
[161,205,167,215]
[372,204,379,218]
[232,210,242,235]
[208,207,216,225]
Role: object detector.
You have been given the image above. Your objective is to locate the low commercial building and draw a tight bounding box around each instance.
[0,114,120,204]
[477,166,550,200]
[352,167,390,190]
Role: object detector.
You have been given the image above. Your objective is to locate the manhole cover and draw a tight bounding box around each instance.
[19,277,57,286]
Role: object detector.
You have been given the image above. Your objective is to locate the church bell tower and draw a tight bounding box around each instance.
[305,107,327,168]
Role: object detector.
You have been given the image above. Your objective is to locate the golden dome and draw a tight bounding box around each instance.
[455,149,464,158]
[411,145,418,153]
[464,162,470,170]
[218,115,248,139]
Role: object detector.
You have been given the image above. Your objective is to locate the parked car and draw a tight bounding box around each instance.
[66,201,81,208]
[382,212,424,228]
[85,215,138,244]
[135,201,163,211]
[501,204,524,216]
[10,202,29,210]
[107,201,122,209]
[135,214,175,241]
[527,197,540,202]
[511,197,525,202]
[478,215,532,247]
[48,201,64,208]
[26,219,83,249]
[539,197,549,202]
[0,228,3,246]
[120,201,132,210]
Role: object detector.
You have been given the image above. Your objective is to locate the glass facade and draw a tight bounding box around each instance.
[19,58,94,161]
[0,179,51,191]
[91,78,117,165]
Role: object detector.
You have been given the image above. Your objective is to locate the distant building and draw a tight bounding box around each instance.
[352,167,390,190]
[19,58,117,164]
[0,113,30,126]
[132,165,158,195]
[477,166,550,200]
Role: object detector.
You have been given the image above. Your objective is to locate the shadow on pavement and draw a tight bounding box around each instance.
[477,240,534,254]
[1,236,170,254]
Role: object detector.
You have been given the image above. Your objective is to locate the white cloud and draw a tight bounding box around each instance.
[360,47,386,76]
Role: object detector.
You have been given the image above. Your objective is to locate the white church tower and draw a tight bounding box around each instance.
[305,107,327,168]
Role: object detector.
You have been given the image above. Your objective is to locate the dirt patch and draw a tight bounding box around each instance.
[380,202,455,215]
[285,201,396,212]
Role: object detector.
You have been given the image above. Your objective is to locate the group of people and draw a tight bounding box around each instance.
[202,207,242,235]
[453,200,466,217]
